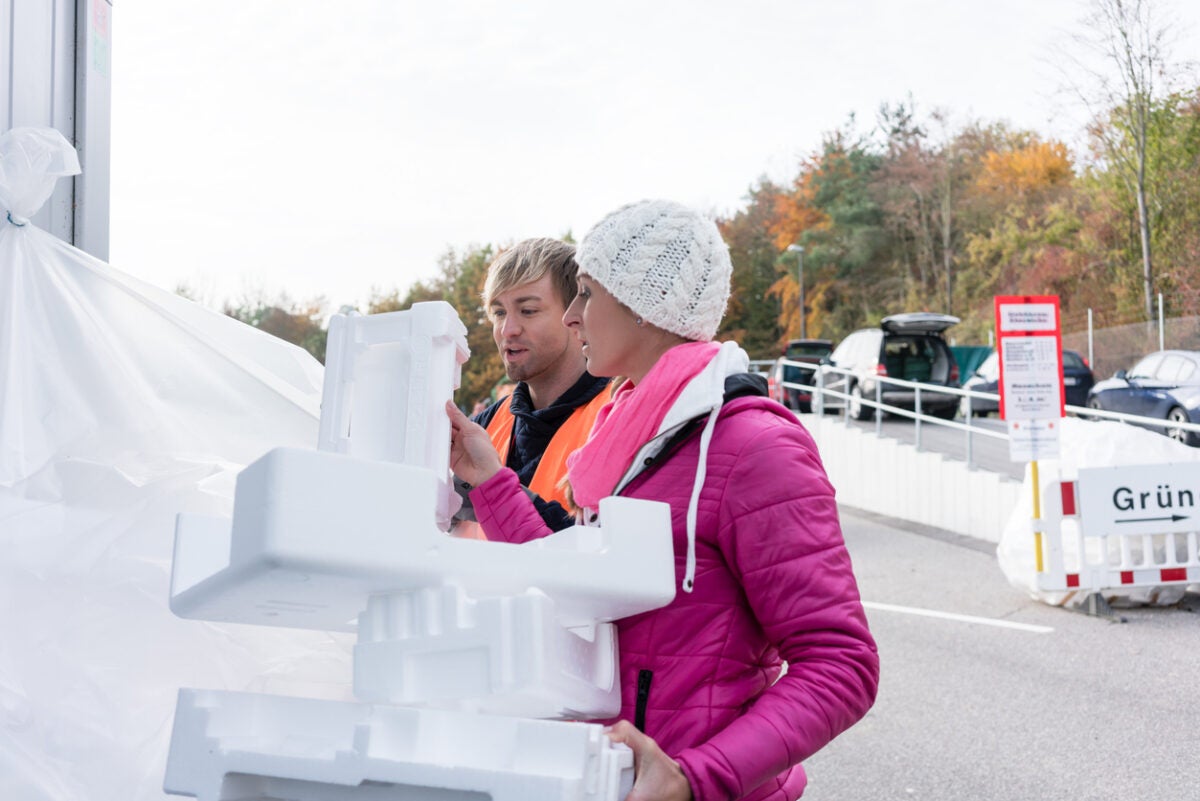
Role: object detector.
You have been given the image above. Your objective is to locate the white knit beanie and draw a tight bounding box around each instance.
[577,199,732,342]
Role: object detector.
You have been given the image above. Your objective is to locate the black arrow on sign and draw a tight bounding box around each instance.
[1115,514,1189,524]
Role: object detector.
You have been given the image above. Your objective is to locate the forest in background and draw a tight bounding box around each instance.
[211,1,1200,408]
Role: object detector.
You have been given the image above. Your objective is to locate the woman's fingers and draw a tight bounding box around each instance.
[444,401,502,486]
[604,722,692,801]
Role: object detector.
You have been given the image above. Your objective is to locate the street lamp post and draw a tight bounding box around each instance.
[787,244,805,339]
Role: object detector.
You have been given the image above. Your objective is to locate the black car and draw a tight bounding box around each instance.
[767,339,834,413]
[1086,349,1200,446]
[960,348,1095,417]
[820,313,960,420]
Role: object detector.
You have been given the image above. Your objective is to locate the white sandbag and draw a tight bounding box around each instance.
[997,415,1200,607]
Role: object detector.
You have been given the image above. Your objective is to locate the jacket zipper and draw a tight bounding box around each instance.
[635,669,653,732]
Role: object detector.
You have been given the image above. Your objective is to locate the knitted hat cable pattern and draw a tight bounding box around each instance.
[578,199,732,342]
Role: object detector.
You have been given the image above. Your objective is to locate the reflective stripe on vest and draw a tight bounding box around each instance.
[485,389,609,510]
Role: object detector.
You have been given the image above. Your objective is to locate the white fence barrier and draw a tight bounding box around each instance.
[1037,476,1200,596]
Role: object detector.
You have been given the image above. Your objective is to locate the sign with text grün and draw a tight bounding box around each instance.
[1078,463,1200,537]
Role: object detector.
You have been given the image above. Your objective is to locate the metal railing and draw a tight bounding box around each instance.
[804,363,1007,467]
[771,358,1200,469]
[1063,402,1200,439]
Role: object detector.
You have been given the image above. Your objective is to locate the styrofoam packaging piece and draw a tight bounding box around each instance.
[171,447,676,633]
[317,302,469,528]
[164,689,634,801]
[354,586,620,718]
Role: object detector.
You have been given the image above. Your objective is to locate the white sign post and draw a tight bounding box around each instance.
[994,297,1065,462]
[994,295,1066,576]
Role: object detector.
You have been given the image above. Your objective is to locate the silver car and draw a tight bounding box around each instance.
[820,313,960,420]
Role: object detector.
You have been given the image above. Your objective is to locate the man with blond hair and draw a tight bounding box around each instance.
[461,238,609,530]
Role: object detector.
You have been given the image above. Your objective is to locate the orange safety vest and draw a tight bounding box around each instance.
[485,388,610,510]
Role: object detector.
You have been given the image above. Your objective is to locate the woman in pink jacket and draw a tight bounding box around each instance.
[447,199,879,801]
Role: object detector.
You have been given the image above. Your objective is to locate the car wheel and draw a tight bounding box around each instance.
[849,383,872,421]
[1085,397,1103,421]
[1166,407,1198,446]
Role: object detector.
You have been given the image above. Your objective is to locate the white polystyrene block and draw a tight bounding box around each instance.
[171,447,676,633]
[164,689,634,801]
[317,303,469,528]
[353,586,620,719]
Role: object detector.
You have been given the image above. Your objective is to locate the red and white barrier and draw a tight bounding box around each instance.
[1036,478,1200,595]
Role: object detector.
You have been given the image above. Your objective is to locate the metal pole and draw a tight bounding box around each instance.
[1158,293,1164,351]
[1087,308,1094,368]
[875,382,883,436]
[965,398,974,469]
[798,248,806,339]
[913,384,921,449]
[787,244,805,340]
[814,365,825,415]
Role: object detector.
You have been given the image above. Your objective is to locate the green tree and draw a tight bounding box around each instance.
[369,244,503,408]
[873,102,974,314]
[717,180,787,357]
[1065,0,1190,320]
[223,294,329,363]
[799,125,898,339]
[956,130,1084,338]
[1082,87,1200,316]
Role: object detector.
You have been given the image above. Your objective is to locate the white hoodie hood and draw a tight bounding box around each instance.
[611,341,750,592]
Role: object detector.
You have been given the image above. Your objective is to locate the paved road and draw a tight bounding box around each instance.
[802,508,1200,801]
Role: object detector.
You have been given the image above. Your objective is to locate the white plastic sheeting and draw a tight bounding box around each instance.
[997,416,1200,607]
[0,127,353,801]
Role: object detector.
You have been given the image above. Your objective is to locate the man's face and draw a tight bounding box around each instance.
[489,273,578,383]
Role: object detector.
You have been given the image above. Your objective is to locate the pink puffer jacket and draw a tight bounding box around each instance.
[471,396,879,801]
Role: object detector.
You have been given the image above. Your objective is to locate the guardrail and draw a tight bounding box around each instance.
[771,358,1200,469]
[1062,402,1200,439]
[748,359,773,375]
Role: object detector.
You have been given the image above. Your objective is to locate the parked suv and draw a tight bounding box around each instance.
[820,313,960,420]
[768,338,834,413]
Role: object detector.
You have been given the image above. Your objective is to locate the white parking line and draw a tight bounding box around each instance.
[863,601,1054,634]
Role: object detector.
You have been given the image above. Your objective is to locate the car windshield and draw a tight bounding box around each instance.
[787,343,832,359]
[1062,351,1086,370]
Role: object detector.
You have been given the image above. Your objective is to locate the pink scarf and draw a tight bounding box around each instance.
[567,341,720,510]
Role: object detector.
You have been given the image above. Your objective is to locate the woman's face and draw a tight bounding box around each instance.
[562,274,643,379]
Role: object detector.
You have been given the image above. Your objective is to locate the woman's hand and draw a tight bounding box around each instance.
[445,401,503,488]
[606,721,693,801]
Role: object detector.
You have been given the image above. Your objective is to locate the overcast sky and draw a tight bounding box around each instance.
[108,0,1200,313]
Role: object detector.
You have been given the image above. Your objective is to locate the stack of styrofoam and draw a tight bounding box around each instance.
[165,690,634,801]
[165,302,676,801]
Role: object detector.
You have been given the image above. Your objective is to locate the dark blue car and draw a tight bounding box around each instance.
[1086,349,1200,446]
[960,348,1095,417]
[768,339,834,413]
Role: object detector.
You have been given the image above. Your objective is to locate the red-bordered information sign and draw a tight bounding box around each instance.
[994,295,1064,461]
